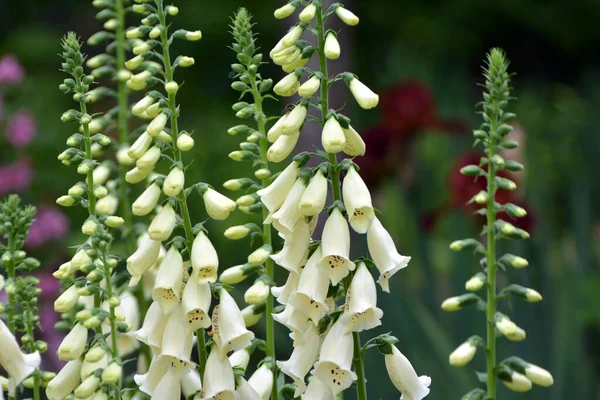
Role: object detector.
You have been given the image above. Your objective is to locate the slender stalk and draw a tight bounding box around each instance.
[315,7,367,400]
[6,231,16,400]
[250,77,278,400]
[102,253,121,400]
[157,3,207,375]
[25,310,40,400]
[486,131,498,398]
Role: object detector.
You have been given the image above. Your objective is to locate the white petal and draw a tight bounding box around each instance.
[385,346,430,400]
[202,346,237,399]
[367,217,411,292]
[257,162,299,213]
[270,220,310,273]
[191,231,219,283]
[182,279,212,330]
[289,247,329,324]
[342,167,374,233]
[318,208,355,285]
[152,246,184,313]
[341,262,383,333]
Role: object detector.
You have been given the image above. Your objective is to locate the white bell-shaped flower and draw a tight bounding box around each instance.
[342,125,366,157]
[54,284,80,313]
[270,220,310,274]
[182,279,212,330]
[213,289,255,356]
[311,319,357,395]
[128,132,153,159]
[202,345,237,400]
[302,376,334,400]
[324,32,340,60]
[342,166,374,233]
[273,72,300,97]
[341,262,383,333]
[132,301,169,353]
[247,363,273,400]
[289,246,329,324]
[335,6,359,26]
[272,304,312,340]
[271,271,300,305]
[136,145,161,171]
[135,354,193,397]
[298,75,321,98]
[282,104,307,135]
[152,246,184,313]
[367,217,411,292]
[127,233,161,286]
[161,306,194,363]
[58,323,87,361]
[385,345,431,400]
[203,188,237,220]
[180,368,203,399]
[321,116,346,154]
[318,208,355,285]
[349,77,379,110]
[236,377,261,400]
[299,169,328,217]
[164,167,185,197]
[133,183,161,216]
[148,202,176,241]
[268,130,300,163]
[257,161,299,213]
[191,231,219,283]
[267,114,287,143]
[277,325,322,397]
[46,359,82,400]
[272,177,306,236]
[153,368,184,400]
[229,348,251,371]
[0,319,40,385]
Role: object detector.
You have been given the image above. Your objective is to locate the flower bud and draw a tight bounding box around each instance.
[74,374,101,398]
[132,96,154,116]
[255,168,271,179]
[248,246,271,266]
[299,3,316,22]
[83,315,105,329]
[85,345,106,363]
[56,195,76,207]
[93,185,108,198]
[274,3,296,19]
[321,116,346,153]
[136,145,161,172]
[54,285,80,313]
[449,337,480,367]
[148,203,176,241]
[185,30,202,41]
[348,76,379,109]
[81,219,98,235]
[132,183,161,216]
[202,188,237,220]
[224,225,251,240]
[165,81,179,94]
[147,113,168,137]
[244,280,270,305]
[149,26,162,39]
[101,362,122,384]
[298,75,320,97]
[499,370,532,393]
[220,264,259,285]
[495,314,526,341]
[125,55,144,70]
[465,273,486,292]
[236,194,257,207]
[167,5,179,15]
[77,162,92,175]
[177,133,194,151]
[441,293,479,312]
[241,305,264,327]
[474,190,488,205]
[163,167,185,196]
[335,6,360,26]
[324,31,341,60]
[126,166,152,184]
[58,323,88,360]
[179,56,195,67]
[104,216,124,228]
[523,363,553,387]
[274,72,301,97]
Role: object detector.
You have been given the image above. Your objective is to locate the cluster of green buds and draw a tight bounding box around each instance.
[0,195,48,400]
[444,49,553,399]
[51,32,135,400]
[219,2,430,400]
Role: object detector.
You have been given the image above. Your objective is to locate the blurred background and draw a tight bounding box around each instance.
[1,0,599,398]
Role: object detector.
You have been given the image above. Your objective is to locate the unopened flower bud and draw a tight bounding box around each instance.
[441,293,479,312]
[244,280,270,305]
[177,133,194,151]
[167,5,179,15]
[185,30,202,41]
[255,168,271,179]
[248,246,271,266]
[57,195,76,207]
[179,56,195,67]
[101,362,122,384]
[299,3,316,22]
[324,31,341,60]
[163,167,184,196]
[224,225,251,240]
[104,216,125,228]
[241,305,264,327]
[81,219,98,235]
[85,345,106,363]
[93,185,108,198]
[465,273,486,292]
[165,81,179,94]
[335,6,360,26]
[74,374,101,398]
[274,3,296,19]
[449,337,480,367]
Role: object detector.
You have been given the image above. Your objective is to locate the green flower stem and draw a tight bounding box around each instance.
[249,76,278,400]
[24,310,40,400]
[315,7,367,400]
[486,126,499,399]
[157,3,207,376]
[102,253,121,400]
[6,231,16,400]
[114,0,135,255]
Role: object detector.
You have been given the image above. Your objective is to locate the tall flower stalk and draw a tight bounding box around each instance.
[52,32,128,400]
[240,1,432,399]
[444,49,554,399]
[0,195,44,400]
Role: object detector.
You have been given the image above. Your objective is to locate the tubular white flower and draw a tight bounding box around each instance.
[126,166,152,184]
[128,132,153,159]
[298,75,321,98]
[302,377,334,400]
[152,369,183,400]
[131,301,169,353]
[57,323,87,361]
[324,32,340,60]
[160,306,195,363]
[132,95,154,116]
[152,246,184,313]
[271,270,300,306]
[242,305,264,328]
[245,280,270,305]
[299,169,327,217]
[237,377,261,400]
[311,319,357,396]
[136,145,161,171]
[335,6,359,26]
[282,25,304,47]
[277,325,321,397]
[342,125,366,157]
[272,304,312,340]
[299,3,317,22]
[132,183,161,216]
[257,161,299,213]
[501,371,532,392]
[182,279,212,330]
[281,104,307,135]
[289,246,329,324]
[46,359,82,400]
[202,346,237,399]
[271,220,310,274]
[342,166,374,233]
[247,364,273,400]
[385,345,431,400]
[272,178,307,236]
[367,217,411,292]
[273,72,300,97]
[203,188,237,220]
[318,208,355,285]
[267,114,288,143]
[268,130,300,163]
[147,113,168,137]
[449,340,478,367]
[92,164,111,185]
[148,202,176,241]
[191,230,219,283]
[213,289,255,356]
[229,348,251,371]
[180,368,202,399]
[321,116,346,154]
[54,284,80,313]
[0,319,41,385]
[135,354,192,397]
[127,233,161,285]
[163,167,185,197]
[349,77,379,109]
[341,262,383,333]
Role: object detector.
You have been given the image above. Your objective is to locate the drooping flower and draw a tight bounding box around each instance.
[302,376,334,400]
[180,368,203,399]
[257,161,299,213]
[135,354,193,397]
[385,345,431,400]
[212,288,255,356]
[342,166,375,233]
[46,359,82,400]
[299,169,328,217]
[348,77,379,110]
[127,233,161,285]
[131,302,169,354]
[289,246,329,324]
[341,262,383,333]
[367,217,411,292]
[321,116,346,154]
[57,323,87,361]
[270,220,310,274]
[148,202,177,241]
[271,270,300,306]
[247,363,274,400]
[277,324,322,397]
[0,319,41,385]
[152,246,184,313]
[318,207,355,285]
[202,345,237,399]
[267,130,300,163]
[160,306,195,363]
[182,279,212,331]
[271,177,306,236]
[191,230,219,283]
[202,187,237,220]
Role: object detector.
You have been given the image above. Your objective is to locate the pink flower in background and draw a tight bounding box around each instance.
[6,111,36,148]
[0,97,4,124]
[26,205,69,249]
[0,159,33,195]
[0,55,24,84]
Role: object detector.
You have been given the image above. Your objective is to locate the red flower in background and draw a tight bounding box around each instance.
[380,81,438,138]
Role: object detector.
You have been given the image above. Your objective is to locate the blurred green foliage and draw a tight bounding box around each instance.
[1,0,599,398]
